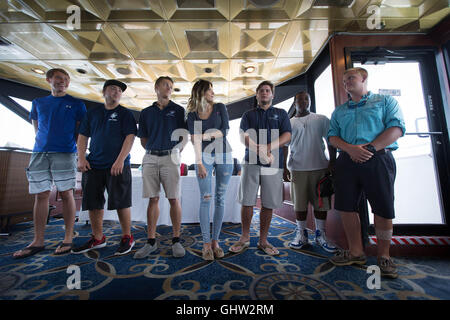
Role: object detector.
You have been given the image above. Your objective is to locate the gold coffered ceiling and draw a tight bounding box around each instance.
[0,0,448,110]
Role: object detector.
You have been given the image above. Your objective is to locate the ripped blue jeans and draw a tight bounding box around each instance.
[195,152,233,243]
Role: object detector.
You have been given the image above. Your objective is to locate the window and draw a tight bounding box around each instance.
[314,64,334,119]
[274,97,294,113]
[129,134,146,166]
[0,103,34,150]
[10,97,32,112]
[227,118,245,162]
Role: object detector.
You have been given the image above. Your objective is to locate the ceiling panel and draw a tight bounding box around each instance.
[0,0,447,111]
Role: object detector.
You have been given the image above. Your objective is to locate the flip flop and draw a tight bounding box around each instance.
[13,246,45,259]
[54,242,73,255]
[257,242,279,256]
[228,240,250,253]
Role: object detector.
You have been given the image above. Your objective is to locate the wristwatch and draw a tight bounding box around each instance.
[364,144,377,154]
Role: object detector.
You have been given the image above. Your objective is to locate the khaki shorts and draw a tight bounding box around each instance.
[239,164,283,210]
[290,168,330,212]
[142,151,181,199]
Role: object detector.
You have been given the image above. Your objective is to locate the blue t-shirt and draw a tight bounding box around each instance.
[29,94,87,153]
[186,103,232,155]
[137,101,187,151]
[327,91,406,150]
[79,105,137,169]
[240,105,292,168]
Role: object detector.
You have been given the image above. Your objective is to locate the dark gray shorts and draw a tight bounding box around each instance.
[334,151,396,219]
[81,166,132,211]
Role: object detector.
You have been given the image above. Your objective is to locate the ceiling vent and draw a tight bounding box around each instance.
[116,67,132,75]
[177,0,215,8]
[248,0,280,7]
[313,0,354,7]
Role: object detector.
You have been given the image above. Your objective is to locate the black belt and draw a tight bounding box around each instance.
[340,148,391,155]
[373,148,391,155]
[146,149,173,156]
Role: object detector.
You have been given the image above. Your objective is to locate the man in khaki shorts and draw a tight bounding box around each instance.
[229,81,291,256]
[13,68,86,258]
[283,91,337,253]
[134,76,188,259]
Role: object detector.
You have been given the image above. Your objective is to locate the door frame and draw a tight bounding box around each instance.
[344,46,450,236]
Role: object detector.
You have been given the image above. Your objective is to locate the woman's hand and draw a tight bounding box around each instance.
[197,163,207,179]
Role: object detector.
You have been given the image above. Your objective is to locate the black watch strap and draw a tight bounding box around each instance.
[364,144,376,153]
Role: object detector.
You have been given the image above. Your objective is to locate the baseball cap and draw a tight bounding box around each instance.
[103,79,127,92]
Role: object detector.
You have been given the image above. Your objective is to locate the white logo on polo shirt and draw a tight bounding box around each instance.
[65,105,72,109]
[268,114,279,121]
[166,110,176,117]
[109,112,118,121]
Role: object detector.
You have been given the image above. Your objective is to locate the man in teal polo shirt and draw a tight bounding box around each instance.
[327,67,405,279]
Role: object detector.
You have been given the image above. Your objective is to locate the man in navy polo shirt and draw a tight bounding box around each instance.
[229,80,292,256]
[73,79,137,256]
[134,76,188,259]
[13,68,86,259]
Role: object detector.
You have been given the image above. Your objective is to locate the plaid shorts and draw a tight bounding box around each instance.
[26,152,77,194]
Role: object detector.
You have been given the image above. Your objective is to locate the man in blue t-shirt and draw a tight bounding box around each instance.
[133,76,188,259]
[72,79,137,256]
[14,68,87,259]
[229,80,292,256]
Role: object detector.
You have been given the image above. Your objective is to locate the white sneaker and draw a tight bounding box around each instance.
[289,228,310,249]
[315,229,338,253]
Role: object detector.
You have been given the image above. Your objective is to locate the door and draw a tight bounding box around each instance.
[348,47,450,235]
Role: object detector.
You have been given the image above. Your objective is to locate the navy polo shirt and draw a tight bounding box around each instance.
[186,103,232,154]
[79,105,137,169]
[137,100,187,151]
[240,105,291,168]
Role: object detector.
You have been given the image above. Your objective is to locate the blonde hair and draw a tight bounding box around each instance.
[344,67,368,80]
[187,79,212,113]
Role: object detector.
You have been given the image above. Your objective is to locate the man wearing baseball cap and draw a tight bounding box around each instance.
[73,79,138,255]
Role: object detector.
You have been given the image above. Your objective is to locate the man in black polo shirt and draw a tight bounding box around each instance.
[73,79,137,256]
[134,76,188,259]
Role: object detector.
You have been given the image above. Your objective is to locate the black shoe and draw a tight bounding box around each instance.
[72,235,106,254]
[115,235,135,255]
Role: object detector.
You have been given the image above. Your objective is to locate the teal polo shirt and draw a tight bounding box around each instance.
[327,92,406,150]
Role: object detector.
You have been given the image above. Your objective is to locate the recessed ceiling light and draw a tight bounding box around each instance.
[76,68,87,74]
[204,67,212,73]
[31,68,45,75]
[245,66,256,73]
[174,88,180,92]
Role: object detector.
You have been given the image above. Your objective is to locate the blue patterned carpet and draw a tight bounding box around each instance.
[1,210,450,300]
